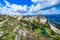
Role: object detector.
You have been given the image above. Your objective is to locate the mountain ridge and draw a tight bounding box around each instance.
[0,14,60,40]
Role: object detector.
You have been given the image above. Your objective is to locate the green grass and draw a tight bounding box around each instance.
[34,28,41,33]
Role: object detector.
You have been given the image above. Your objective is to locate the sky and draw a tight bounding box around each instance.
[0,0,60,15]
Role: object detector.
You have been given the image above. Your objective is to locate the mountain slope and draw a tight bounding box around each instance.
[0,14,60,40]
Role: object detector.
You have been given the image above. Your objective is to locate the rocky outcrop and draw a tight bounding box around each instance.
[0,14,60,40]
[0,31,3,37]
[49,22,60,34]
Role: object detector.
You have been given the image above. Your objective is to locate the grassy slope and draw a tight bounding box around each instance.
[0,15,60,40]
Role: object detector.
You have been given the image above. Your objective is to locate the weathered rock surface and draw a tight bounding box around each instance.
[0,14,60,40]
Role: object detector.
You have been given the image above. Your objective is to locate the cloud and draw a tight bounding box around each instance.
[39,7,60,14]
[4,0,10,6]
[0,0,29,15]
[29,4,41,12]
[10,4,28,12]
[4,0,28,12]
[0,0,60,15]
[31,0,60,12]
[31,0,59,5]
